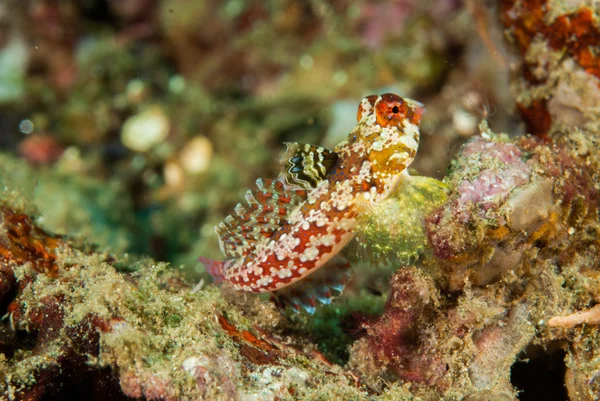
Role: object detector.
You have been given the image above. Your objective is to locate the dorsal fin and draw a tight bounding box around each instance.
[216,178,308,258]
[279,143,338,189]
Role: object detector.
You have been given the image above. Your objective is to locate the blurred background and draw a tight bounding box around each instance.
[0,0,517,276]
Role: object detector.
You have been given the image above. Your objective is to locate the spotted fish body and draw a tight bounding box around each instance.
[200,93,424,306]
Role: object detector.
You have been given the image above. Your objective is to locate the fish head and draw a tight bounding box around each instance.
[355,93,424,180]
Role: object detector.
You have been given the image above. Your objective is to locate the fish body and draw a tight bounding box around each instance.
[200,93,424,306]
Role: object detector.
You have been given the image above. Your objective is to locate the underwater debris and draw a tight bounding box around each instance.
[200,93,428,312]
[17,133,65,165]
[548,305,600,328]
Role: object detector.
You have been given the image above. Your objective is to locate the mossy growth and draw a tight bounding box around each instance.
[354,175,449,264]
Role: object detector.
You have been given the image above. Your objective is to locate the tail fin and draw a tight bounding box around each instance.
[198,256,226,284]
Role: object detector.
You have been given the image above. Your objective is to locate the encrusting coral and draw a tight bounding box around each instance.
[349,126,599,399]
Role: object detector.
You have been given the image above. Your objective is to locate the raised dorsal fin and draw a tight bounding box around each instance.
[216,178,308,258]
[279,143,339,189]
[270,255,353,314]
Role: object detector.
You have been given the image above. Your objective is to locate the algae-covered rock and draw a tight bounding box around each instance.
[0,200,377,400]
[355,175,449,264]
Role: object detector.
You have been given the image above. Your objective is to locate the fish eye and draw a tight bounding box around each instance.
[375,94,408,127]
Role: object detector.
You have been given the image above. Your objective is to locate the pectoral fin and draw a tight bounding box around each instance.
[279,143,338,190]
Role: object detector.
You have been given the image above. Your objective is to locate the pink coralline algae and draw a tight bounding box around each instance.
[348,267,446,386]
[427,134,535,260]
[425,129,598,289]
[456,138,531,217]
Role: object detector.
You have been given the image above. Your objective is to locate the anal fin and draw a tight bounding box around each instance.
[271,255,353,314]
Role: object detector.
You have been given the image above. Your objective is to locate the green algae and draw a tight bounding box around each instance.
[355,175,449,264]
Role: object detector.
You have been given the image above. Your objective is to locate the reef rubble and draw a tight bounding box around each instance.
[350,127,599,400]
[1,122,598,400]
[0,202,376,401]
